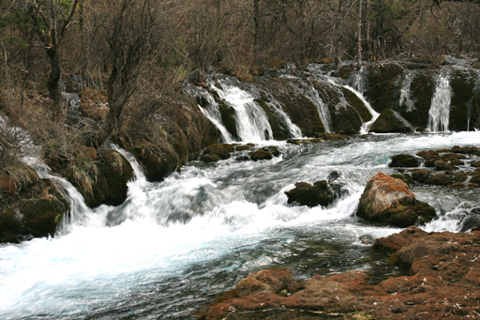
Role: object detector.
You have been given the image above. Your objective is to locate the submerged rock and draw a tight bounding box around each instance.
[356,173,436,227]
[202,227,480,320]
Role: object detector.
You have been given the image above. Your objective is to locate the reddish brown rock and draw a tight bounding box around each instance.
[356,173,436,227]
[202,227,480,320]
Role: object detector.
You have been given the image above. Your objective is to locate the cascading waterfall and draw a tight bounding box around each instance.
[183,85,234,143]
[428,72,452,132]
[262,97,303,138]
[342,85,380,134]
[399,70,415,112]
[22,156,98,234]
[210,79,273,142]
[300,82,333,133]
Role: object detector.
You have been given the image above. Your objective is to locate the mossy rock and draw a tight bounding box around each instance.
[200,144,234,162]
[425,173,454,186]
[433,160,457,171]
[410,169,431,183]
[249,149,273,161]
[19,198,67,237]
[82,148,134,207]
[254,98,289,140]
[329,103,363,135]
[314,132,348,140]
[389,154,419,168]
[0,179,70,243]
[470,90,480,130]
[136,145,177,183]
[258,78,324,137]
[370,108,414,133]
[365,63,403,113]
[377,199,436,228]
[285,180,343,207]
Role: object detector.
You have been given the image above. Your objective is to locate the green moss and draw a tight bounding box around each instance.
[345,311,378,320]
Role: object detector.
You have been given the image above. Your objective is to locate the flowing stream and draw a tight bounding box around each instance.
[1,132,480,320]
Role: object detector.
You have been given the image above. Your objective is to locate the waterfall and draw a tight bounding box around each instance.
[342,85,379,134]
[183,86,234,143]
[264,98,303,138]
[21,156,96,234]
[399,70,415,112]
[428,72,452,132]
[302,83,333,133]
[210,79,273,142]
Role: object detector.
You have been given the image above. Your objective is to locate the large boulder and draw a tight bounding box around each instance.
[257,78,325,137]
[356,173,436,227]
[285,180,343,207]
[370,108,414,133]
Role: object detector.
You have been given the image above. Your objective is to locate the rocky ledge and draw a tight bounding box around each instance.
[200,226,480,320]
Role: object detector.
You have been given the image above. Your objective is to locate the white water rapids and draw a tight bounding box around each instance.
[1,132,480,319]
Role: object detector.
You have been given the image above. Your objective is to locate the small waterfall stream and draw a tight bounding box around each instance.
[302,83,333,133]
[399,70,416,112]
[210,79,273,142]
[428,72,452,132]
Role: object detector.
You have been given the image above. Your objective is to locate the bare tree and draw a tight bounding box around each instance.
[22,0,78,122]
[94,0,156,144]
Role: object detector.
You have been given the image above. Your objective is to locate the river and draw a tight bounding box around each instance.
[1,131,480,319]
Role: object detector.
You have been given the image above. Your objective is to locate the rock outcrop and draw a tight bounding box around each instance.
[356,173,436,227]
[0,178,70,243]
[201,226,480,320]
[80,148,134,208]
[370,108,415,133]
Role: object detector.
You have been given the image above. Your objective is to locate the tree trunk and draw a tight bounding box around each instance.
[358,0,362,66]
[46,47,64,122]
[253,0,260,54]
